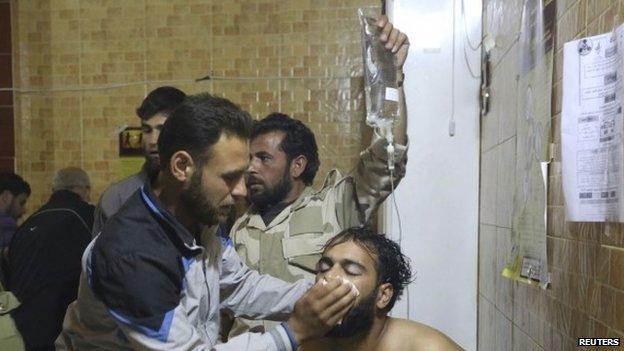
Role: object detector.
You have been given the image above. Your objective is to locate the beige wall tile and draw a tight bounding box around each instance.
[478,295,496,351]
[13,0,377,210]
[480,148,498,225]
[480,224,497,302]
[496,137,516,228]
[496,227,514,317]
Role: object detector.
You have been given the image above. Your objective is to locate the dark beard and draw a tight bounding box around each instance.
[249,167,292,210]
[180,168,219,226]
[145,161,160,179]
[325,289,376,338]
[145,156,161,179]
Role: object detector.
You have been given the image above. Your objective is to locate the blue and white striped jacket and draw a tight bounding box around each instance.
[57,183,310,350]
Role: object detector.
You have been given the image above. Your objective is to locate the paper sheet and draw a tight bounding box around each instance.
[562,26,624,222]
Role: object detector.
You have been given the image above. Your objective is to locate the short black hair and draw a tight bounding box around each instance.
[158,93,253,169]
[323,227,413,311]
[136,86,186,120]
[0,172,31,197]
[252,113,319,185]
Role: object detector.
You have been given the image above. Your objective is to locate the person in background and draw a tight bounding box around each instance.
[302,227,463,351]
[7,167,95,351]
[0,172,31,285]
[92,86,186,236]
[0,172,30,350]
[0,172,30,251]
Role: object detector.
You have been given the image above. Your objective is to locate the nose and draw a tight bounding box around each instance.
[247,156,260,173]
[231,175,247,199]
[148,130,160,146]
[319,264,344,280]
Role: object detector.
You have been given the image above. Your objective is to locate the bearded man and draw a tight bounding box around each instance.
[303,227,463,351]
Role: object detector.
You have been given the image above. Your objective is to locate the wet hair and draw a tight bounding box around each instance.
[323,227,413,311]
[0,172,31,197]
[252,113,319,185]
[136,86,187,120]
[158,93,253,170]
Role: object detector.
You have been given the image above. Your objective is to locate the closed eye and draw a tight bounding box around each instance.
[343,263,364,276]
[316,257,333,273]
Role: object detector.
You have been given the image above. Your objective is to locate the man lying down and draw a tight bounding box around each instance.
[302,227,463,351]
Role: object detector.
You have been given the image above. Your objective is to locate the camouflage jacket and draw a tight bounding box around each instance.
[231,134,408,283]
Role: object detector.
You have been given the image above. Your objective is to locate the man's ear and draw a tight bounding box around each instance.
[169,151,195,182]
[290,155,308,179]
[376,283,394,310]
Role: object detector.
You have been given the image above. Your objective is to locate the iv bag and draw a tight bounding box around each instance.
[358,6,399,129]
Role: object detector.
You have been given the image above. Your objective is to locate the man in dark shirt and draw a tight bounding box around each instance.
[0,172,31,257]
[7,167,95,351]
[92,86,186,237]
[0,172,31,286]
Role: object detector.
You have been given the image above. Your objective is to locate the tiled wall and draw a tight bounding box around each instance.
[480,0,624,350]
[0,0,14,172]
[11,0,376,210]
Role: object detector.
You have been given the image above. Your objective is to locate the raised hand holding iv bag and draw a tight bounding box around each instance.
[358,6,400,130]
[358,6,398,170]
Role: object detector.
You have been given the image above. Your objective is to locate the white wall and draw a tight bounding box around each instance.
[382,1,481,350]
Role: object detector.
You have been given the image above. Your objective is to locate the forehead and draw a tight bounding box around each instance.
[250,131,285,152]
[142,113,168,127]
[324,240,377,270]
[205,134,249,170]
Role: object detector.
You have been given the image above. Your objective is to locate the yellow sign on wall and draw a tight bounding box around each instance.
[118,127,144,179]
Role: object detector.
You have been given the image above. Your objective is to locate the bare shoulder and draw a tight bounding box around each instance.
[386,318,464,351]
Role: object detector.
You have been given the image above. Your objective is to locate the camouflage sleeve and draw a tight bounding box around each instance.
[332,132,408,229]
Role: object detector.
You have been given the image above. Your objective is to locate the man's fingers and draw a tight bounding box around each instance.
[324,296,357,327]
[376,15,388,29]
[309,276,342,299]
[386,28,400,49]
[393,32,408,53]
[318,279,354,308]
[320,285,357,320]
[380,21,393,42]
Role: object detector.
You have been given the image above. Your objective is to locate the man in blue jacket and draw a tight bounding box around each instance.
[58,93,358,351]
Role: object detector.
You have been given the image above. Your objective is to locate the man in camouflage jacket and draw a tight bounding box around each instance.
[229,16,410,336]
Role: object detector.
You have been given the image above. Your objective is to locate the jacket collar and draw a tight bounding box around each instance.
[139,182,203,254]
[48,189,84,204]
[245,186,316,230]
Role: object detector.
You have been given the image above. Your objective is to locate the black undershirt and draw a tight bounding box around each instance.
[259,201,293,226]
